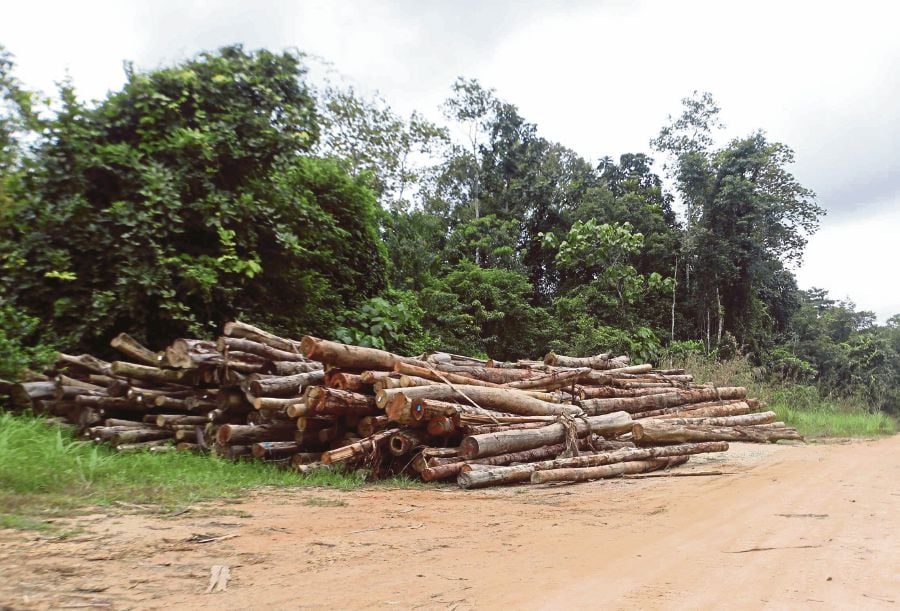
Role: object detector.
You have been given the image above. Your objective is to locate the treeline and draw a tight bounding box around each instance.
[0,46,896,413]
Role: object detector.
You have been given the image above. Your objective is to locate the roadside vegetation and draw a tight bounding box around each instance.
[0,412,373,530]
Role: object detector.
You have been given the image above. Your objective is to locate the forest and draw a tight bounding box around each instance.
[0,45,897,415]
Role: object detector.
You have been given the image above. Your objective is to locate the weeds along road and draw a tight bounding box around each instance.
[1,437,898,610]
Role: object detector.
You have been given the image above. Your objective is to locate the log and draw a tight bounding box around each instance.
[578,386,674,400]
[653,411,777,427]
[216,422,296,445]
[300,336,422,370]
[376,385,580,417]
[393,362,505,388]
[272,361,323,376]
[421,438,600,482]
[543,352,630,369]
[111,428,173,445]
[632,421,803,444]
[246,371,325,398]
[325,371,367,393]
[530,456,689,484]
[252,397,305,411]
[320,428,400,465]
[55,353,112,376]
[632,400,751,420]
[224,321,304,353]
[579,387,747,415]
[10,381,57,409]
[357,415,390,437]
[110,361,200,386]
[427,416,457,436]
[459,443,718,489]
[104,418,145,428]
[286,402,311,418]
[429,364,543,384]
[165,339,221,369]
[251,441,302,460]
[460,412,633,459]
[156,414,209,427]
[110,333,160,366]
[503,367,591,391]
[388,429,429,456]
[307,387,379,417]
[217,336,309,363]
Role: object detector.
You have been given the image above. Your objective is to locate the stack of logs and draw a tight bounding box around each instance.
[0,322,802,488]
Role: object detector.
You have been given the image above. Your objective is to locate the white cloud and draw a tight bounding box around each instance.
[1,0,898,319]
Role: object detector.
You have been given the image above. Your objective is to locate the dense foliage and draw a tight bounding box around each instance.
[0,46,895,413]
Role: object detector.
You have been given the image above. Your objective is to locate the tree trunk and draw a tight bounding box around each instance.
[653,411,776,427]
[388,428,429,456]
[503,367,591,391]
[579,386,674,400]
[376,384,580,417]
[579,387,746,415]
[460,412,633,459]
[531,456,689,484]
[306,387,379,417]
[543,352,629,369]
[251,441,303,460]
[393,362,506,388]
[357,415,390,437]
[223,321,303,353]
[110,361,200,386]
[636,400,752,420]
[110,333,160,366]
[300,336,422,370]
[216,422,296,445]
[632,421,803,444]
[217,336,311,364]
[246,371,323,398]
[320,428,400,465]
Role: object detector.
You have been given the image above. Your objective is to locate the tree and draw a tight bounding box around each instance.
[0,46,387,352]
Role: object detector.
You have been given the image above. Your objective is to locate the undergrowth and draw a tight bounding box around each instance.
[675,355,897,438]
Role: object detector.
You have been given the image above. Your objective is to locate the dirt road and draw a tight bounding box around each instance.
[2,437,898,610]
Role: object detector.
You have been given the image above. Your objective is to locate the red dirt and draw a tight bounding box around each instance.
[1,437,898,609]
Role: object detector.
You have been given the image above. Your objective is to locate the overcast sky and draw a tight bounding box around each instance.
[2,0,898,319]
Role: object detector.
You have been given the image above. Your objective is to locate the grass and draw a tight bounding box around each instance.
[674,354,897,438]
[0,411,388,529]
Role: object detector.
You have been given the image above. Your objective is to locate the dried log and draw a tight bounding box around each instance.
[376,385,579,417]
[530,456,690,484]
[55,353,112,376]
[393,362,505,388]
[271,361,322,376]
[320,428,400,465]
[654,411,777,427]
[252,441,303,460]
[632,421,803,444]
[110,361,201,386]
[579,387,747,415]
[111,428,173,445]
[110,333,160,366]
[216,422,296,445]
[460,442,719,489]
[503,367,591,391]
[324,371,368,393]
[10,381,57,409]
[636,400,752,420]
[301,336,422,370]
[217,336,309,363]
[156,414,209,427]
[245,371,325,397]
[357,415,390,437]
[430,364,542,384]
[578,386,674,400]
[307,387,379,417]
[104,418,145,428]
[460,411,633,459]
[223,321,304,353]
[543,352,629,369]
[427,416,457,436]
[388,429,429,456]
[165,339,221,369]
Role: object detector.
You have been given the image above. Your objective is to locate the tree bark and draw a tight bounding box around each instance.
[388,428,429,456]
[636,400,752,420]
[376,384,580,417]
[223,321,304,353]
[530,456,690,484]
[306,387,379,417]
[579,387,746,415]
[653,411,777,427]
[110,361,200,386]
[246,371,324,398]
[503,367,591,391]
[320,428,400,465]
[251,441,303,460]
[110,333,160,366]
[460,411,633,459]
[357,415,390,437]
[216,422,296,445]
[300,336,422,370]
[632,421,803,444]
[543,352,629,369]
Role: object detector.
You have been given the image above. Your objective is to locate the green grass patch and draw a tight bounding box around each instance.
[0,412,370,528]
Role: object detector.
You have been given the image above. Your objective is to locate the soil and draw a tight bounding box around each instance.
[1,437,898,610]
